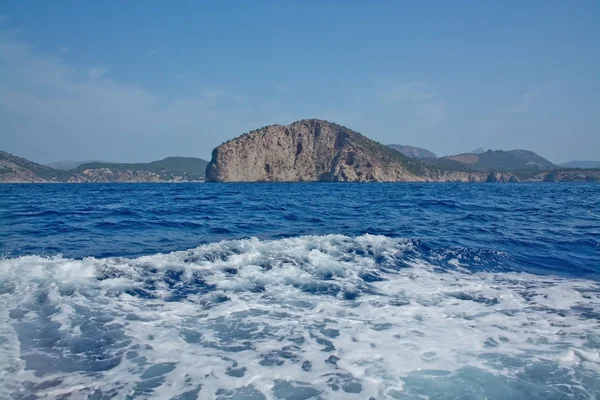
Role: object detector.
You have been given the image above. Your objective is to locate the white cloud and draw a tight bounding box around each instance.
[370,77,447,126]
[479,83,553,132]
[88,67,109,80]
[58,46,70,54]
[200,88,228,101]
[146,48,158,56]
[376,81,437,105]
[413,102,446,124]
[275,84,288,92]
[259,100,282,114]
[496,84,551,116]
[0,35,293,163]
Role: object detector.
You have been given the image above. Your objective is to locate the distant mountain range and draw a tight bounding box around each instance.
[2,119,599,183]
[45,160,114,170]
[387,144,600,172]
[386,144,556,171]
[386,145,437,159]
[0,151,208,183]
[385,145,559,172]
[432,149,556,172]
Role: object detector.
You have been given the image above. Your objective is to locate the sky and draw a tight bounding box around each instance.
[0,1,599,164]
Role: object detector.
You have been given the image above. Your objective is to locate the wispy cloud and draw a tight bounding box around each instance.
[146,48,158,56]
[0,34,292,162]
[376,80,437,105]
[275,84,287,92]
[58,46,69,54]
[479,83,553,132]
[88,67,109,80]
[371,77,447,125]
[496,84,552,116]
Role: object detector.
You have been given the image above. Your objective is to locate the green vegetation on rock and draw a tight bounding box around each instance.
[0,151,209,183]
[431,149,555,172]
[75,157,208,181]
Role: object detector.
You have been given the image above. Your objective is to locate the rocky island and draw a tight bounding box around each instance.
[2,119,599,183]
[206,119,427,182]
[206,119,600,183]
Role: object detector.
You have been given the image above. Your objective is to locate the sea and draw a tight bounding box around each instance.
[0,183,599,400]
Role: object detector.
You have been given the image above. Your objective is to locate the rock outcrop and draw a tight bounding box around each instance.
[0,150,70,183]
[206,120,425,182]
[0,158,47,183]
[425,170,489,182]
[205,119,600,183]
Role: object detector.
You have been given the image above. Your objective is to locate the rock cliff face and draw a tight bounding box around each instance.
[206,120,425,182]
[425,170,488,182]
[206,119,600,183]
[0,158,47,183]
[0,151,70,182]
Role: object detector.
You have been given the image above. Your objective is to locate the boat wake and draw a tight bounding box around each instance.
[1,234,599,399]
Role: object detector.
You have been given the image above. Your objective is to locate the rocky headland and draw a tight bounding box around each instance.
[2,119,599,183]
[206,119,600,183]
[206,119,426,182]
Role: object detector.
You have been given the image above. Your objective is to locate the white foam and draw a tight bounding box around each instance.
[1,234,599,399]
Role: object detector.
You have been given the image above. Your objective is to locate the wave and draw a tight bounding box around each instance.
[1,234,599,399]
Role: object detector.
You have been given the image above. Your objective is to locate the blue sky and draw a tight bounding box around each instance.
[1,1,598,163]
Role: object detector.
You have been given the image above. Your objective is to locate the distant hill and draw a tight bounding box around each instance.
[45,160,113,170]
[431,149,556,172]
[0,151,208,183]
[471,147,487,154]
[387,145,437,159]
[74,157,208,181]
[0,150,71,182]
[560,161,600,169]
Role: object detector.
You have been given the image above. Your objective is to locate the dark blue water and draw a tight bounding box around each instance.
[1,183,599,399]
[2,183,599,276]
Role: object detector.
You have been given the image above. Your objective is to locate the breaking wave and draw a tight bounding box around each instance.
[1,234,599,399]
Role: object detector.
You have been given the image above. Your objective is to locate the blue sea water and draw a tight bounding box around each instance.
[0,183,599,399]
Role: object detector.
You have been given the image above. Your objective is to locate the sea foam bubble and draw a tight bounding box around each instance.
[1,234,599,399]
